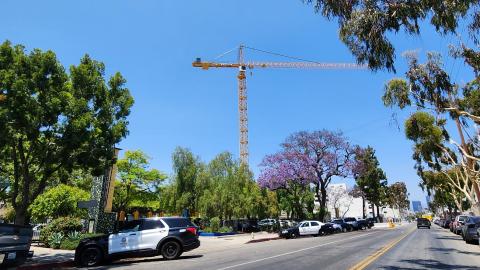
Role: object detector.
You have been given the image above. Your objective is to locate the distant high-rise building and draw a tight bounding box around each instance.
[412,201,423,212]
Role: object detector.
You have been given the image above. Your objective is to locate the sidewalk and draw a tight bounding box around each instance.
[198,231,281,252]
[16,245,75,270]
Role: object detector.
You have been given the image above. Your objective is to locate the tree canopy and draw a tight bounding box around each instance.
[113,150,167,213]
[0,40,134,224]
[160,148,277,220]
[29,184,89,222]
[305,0,478,72]
[259,130,356,221]
[353,146,388,220]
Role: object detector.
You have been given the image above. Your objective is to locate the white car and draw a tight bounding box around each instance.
[258,219,277,226]
[280,220,325,238]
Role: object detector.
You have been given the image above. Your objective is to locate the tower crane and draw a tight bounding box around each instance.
[192,45,365,166]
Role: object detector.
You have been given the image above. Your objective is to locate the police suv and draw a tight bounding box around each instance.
[75,217,200,267]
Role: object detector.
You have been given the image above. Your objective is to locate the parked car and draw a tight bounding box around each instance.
[417,218,431,229]
[0,223,34,267]
[477,226,480,244]
[237,220,260,233]
[449,219,454,232]
[279,220,296,229]
[320,223,338,235]
[365,218,375,228]
[443,219,452,229]
[453,215,469,235]
[279,220,324,239]
[330,219,353,232]
[258,219,277,226]
[75,217,200,267]
[344,217,368,230]
[461,216,480,244]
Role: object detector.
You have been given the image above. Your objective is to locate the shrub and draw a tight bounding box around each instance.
[59,238,79,250]
[48,232,64,249]
[219,226,232,233]
[67,231,81,241]
[40,217,83,247]
[210,217,220,232]
[29,184,89,222]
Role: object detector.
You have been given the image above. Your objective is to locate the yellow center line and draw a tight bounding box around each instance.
[349,227,416,270]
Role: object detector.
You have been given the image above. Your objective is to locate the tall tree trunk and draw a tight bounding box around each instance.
[317,182,327,222]
[371,203,376,221]
[362,196,366,219]
[376,205,382,222]
[14,206,28,225]
[454,117,480,210]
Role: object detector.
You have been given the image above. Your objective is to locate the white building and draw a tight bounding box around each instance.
[316,183,402,221]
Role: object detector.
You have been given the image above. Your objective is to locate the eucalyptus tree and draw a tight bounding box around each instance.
[304,0,478,72]
[386,182,410,219]
[304,0,480,214]
[0,41,134,224]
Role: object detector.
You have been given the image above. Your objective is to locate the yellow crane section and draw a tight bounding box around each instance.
[192,45,366,166]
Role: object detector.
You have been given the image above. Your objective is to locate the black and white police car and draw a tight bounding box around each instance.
[75,217,200,267]
[279,220,325,239]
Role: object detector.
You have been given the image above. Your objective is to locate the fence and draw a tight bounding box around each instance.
[32,230,40,242]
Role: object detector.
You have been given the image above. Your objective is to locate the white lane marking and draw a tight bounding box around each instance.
[215,231,379,270]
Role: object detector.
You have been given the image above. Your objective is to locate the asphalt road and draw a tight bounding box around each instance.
[84,223,480,270]
[367,224,480,270]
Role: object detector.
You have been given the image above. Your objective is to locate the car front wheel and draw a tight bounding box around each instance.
[161,241,182,260]
[79,246,103,267]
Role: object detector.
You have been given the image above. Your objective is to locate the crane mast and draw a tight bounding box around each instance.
[192,45,365,166]
[237,46,248,165]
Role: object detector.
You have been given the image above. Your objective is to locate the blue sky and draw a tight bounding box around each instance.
[1,1,473,206]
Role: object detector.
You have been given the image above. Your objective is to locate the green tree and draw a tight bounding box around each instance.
[304,0,477,72]
[113,150,166,212]
[386,182,410,219]
[171,147,202,215]
[354,146,387,221]
[0,41,134,224]
[304,0,480,215]
[29,184,89,222]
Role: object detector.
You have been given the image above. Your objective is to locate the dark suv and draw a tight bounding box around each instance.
[75,217,200,267]
[417,218,431,229]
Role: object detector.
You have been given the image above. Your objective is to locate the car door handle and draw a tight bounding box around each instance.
[129,233,136,236]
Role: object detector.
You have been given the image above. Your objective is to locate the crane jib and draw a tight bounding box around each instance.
[192,61,366,70]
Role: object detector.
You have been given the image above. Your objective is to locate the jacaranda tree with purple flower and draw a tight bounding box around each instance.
[259,130,357,221]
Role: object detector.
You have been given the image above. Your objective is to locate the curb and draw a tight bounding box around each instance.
[246,237,281,244]
[17,259,74,270]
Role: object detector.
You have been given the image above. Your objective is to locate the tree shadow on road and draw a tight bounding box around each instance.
[377,259,478,269]
[434,235,463,241]
[429,247,480,256]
